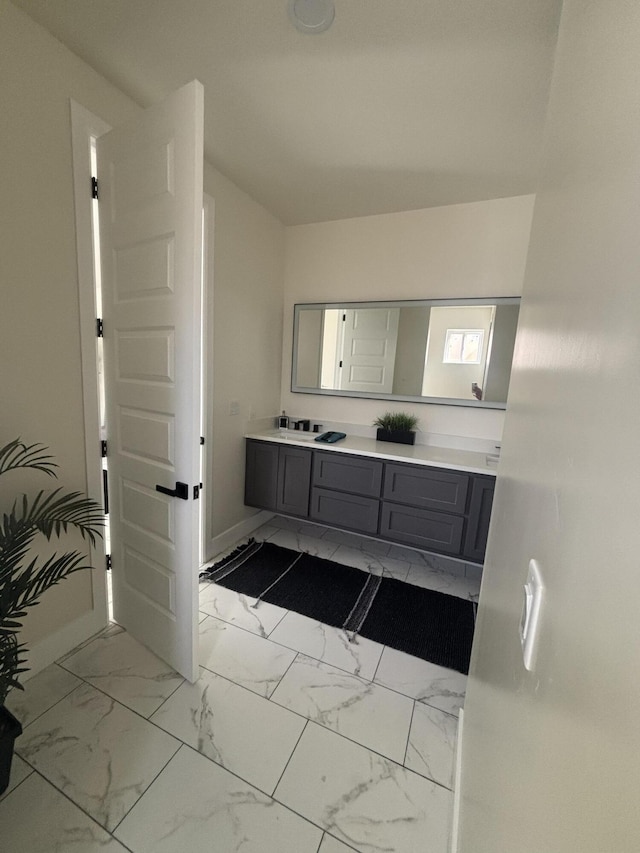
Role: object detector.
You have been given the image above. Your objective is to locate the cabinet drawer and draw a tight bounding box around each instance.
[380,502,464,554]
[310,487,380,534]
[383,464,468,514]
[313,451,383,497]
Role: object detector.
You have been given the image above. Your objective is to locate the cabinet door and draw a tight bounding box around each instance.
[380,502,464,554]
[462,476,495,563]
[277,446,312,517]
[383,464,469,513]
[245,440,279,510]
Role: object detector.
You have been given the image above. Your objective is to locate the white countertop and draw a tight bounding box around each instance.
[245,429,498,476]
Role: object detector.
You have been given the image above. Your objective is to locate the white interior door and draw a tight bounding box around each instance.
[339,307,400,393]
[97,80,204,682]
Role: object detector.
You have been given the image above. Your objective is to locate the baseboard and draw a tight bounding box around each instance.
[450,707,464,853]
[204,510,275,564]
[23,608,108,682]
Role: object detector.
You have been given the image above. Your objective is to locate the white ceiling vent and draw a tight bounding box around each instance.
[288,0,335,34]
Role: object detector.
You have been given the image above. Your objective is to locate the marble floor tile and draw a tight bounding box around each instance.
[151,667,305,794]
[275,723,452,853]
[319,833,358,852]
[0,754,32,802]
[321,527,391,556]
[271,655,413,764]
[5,662,82,728]
[115,745,322,853]
[268,515,329,539]
[60,624,184,717]
[405,563,480,599]
[465,562,483,581]
[0,772,129,852]
[268,610,384,680]
[373,647,467,716]
[17,682,180,831]
[331,544,411,581]
[405,702,458,789]
[56,622,121,663]
[252,522,279,540]
[267,527,340,559]
[387,544,467,576]
[199,581,288,637]
[199,615,296,698]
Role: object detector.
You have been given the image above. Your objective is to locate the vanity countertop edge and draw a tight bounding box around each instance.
[245,430,498,476]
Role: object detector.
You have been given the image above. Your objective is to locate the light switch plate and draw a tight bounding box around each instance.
[520,559,544,671]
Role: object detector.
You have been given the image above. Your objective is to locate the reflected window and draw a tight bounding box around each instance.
[443,329,484,364]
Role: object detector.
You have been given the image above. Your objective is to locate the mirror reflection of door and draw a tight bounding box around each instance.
[337,307,400,393]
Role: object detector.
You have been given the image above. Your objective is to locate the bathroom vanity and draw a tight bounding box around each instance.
[244,433,496,564]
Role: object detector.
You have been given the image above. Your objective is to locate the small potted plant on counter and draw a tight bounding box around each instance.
[0,438,104,794]
[373,412,419,446]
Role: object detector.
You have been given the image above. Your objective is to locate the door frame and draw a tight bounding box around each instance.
[69,99,112,634]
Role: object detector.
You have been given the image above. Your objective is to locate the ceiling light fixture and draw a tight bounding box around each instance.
[288,0,335,34]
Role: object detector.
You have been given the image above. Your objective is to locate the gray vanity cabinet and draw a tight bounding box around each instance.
[244,441,311,518]
[380,464,469,554]
[462,475,495,562]
[380,503,465,554]
[313,451,383,496]
[310,451,383,534]
[244,439,494,562]
[382,464,469,513]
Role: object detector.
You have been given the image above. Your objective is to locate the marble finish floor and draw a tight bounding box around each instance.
[0,516,480,853]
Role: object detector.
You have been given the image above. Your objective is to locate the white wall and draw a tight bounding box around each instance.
[281,195,534,441]
[203,165,284,547]
[0,0,285,656]
[459,2,640,850]
[392,306,430,396]
[483,303,519,401]
[0,0,140,648]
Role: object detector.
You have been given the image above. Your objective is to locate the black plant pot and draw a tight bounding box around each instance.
[376,428,416,446]
[0,705,22,795]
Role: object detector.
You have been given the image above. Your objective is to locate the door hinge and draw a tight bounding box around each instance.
[101,440,108,458]
[193,485,200,500]
[106,554,112,571]
[342,313,346,321]
[339,360,343,367]
[91,176,99,199]
[200,436,205,445]
[96,318,104,338]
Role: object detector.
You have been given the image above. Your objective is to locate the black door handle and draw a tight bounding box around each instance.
[155,481,189,500]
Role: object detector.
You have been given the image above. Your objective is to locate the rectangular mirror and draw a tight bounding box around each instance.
[292,297,520,408]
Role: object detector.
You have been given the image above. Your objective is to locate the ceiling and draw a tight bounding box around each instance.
[12,0,562,225]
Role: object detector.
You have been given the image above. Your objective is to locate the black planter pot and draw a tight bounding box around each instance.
[0,704,22,795]
[376,428,416,446]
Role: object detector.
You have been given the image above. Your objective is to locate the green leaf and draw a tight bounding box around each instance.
[0,438,58,478]
[0,437,103,701]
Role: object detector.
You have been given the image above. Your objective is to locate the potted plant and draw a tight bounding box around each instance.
[0,438,104,794]
[373,412,419,445]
